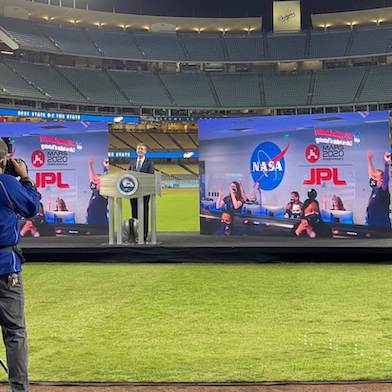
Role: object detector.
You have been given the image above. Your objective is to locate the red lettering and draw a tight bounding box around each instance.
[303,168,316,185]
[303,168,347,186]
[332,168,346,185]
[56,172,70,189]
[35,172,70,189]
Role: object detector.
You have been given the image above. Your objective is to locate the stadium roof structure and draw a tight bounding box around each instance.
[312,7,392,29]
[0,0,261,33]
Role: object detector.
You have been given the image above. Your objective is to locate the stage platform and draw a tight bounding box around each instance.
[21,233,392,263]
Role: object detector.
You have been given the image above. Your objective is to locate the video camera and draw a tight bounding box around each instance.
[1,137,28,177]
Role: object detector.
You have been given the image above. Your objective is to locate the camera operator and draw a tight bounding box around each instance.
[0,138,40,392]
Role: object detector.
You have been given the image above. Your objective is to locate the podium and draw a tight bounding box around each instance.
[100,171,161,245]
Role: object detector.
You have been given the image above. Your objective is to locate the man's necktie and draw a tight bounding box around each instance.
[136,159,142,171]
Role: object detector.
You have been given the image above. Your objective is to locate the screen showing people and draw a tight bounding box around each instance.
[199,112,391,238]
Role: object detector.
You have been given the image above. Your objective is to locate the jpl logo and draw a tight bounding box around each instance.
[250,141,289,191]
[303,168,347,186]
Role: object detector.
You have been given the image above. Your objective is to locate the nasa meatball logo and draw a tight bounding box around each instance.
[305,144,320,163]
[117,174,138,196]
[31,150,45,168]
[250,142,289,191]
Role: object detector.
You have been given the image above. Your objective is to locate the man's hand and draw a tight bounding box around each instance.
[367,151,374,160]
[10,158,28,178]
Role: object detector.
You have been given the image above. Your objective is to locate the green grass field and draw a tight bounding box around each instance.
[121,188,200,232]
[0,263,391,382]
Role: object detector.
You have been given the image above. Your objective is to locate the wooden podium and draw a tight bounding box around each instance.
[100,171,161,245]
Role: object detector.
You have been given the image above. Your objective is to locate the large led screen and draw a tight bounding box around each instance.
[199,112,391,239]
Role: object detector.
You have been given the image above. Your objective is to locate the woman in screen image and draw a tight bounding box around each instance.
[322,194,346,211]
[86,158,109,225]
[332,195,345,211]
[293,189,332,238]
[48,197,68,211]
[366,151,391,229]
[216,181,244,213]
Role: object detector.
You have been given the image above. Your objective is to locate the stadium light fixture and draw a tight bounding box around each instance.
[218,27,230,34]
[319,23,331,31]
[143,25,150,31]
[243,26,256,34]
[346,21,358,29]
[371,18,384,25]
[94,22,106,28]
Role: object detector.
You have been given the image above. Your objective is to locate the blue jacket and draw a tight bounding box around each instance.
[0,173,40,275]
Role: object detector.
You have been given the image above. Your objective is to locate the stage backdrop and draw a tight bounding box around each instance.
[199,111,391,238]
[1,121,108,236]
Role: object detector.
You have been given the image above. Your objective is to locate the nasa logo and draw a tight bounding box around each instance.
[305,144,320,163]
[31,150,45,168]
[250,142,289,191]
[117,174,138,196]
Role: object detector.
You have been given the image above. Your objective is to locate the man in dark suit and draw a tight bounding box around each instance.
[128,143,154,241]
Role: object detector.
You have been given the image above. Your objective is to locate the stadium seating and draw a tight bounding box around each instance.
[360,65,392,103]
[224,33,264,61]
[108,70,172,106]
[350,25,392,56]
[151,133,181,150]
[183,163,199,175]
[38,23,100,57]
[57,66,129,105]
[0,61,45,99]
[2,57,392,108]
[171,134,198,150]
[308,29,351,59]
[86,29,142,59]
[0,16,57,52]
[160,73,216,107]
[5,59,85,102]
[110,132,148,150]
[133,31,185,61]
[4,15,392,62]
[155,163,196,177]
[264,72,311,107]
[210,73,261,107]
[312,67,365,105]
[267,32,307,60]
[109,161,197,180]
[180,33,225,61]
